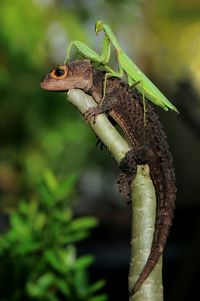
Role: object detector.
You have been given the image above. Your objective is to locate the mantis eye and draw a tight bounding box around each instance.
[55,67,65,77]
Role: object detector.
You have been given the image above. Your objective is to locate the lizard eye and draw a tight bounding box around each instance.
[55,67,65,77]
[50,65,67,79]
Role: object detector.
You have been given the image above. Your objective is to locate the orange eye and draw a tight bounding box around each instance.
[55,67,65,77]
[50,65,67,79]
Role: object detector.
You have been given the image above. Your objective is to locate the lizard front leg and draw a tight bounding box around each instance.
[83,106,104,123]
[83,90,119,123]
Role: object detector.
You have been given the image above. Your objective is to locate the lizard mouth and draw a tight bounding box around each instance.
[40,81,49,90]
[40,79,69,91]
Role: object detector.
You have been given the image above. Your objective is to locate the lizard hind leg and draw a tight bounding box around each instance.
[117,172,132,198]
[118,149,139,198]
[117,147,148,198]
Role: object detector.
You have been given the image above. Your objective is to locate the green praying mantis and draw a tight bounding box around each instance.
[65,20,179,114]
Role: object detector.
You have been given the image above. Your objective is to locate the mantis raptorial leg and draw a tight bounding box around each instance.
[65,35,111,65]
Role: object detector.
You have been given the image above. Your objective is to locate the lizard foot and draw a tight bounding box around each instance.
[83,107,102,124]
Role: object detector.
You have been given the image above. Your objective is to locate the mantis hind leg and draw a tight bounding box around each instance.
[128,77,147,125]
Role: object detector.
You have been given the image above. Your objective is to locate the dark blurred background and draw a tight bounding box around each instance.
[1,0,200,300]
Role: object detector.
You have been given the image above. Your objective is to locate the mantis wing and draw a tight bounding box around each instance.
[118,52,179,113]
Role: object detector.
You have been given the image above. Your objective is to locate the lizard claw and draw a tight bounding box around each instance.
[83,107,102,124]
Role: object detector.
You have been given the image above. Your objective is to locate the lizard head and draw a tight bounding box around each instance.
[40,60,93,92]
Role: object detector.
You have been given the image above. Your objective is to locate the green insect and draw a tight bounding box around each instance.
[65,20,179,114]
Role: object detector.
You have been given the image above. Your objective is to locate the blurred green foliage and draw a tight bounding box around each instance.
[0,170,107,301]
[0,1,119,299]
[0,0,97,209]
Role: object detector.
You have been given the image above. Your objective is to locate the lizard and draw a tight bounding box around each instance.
[40,59,176,295]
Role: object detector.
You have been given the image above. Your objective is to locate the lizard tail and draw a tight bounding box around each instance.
[130,164,176,295]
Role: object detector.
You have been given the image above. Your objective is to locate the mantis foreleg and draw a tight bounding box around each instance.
[65,35,111,65]
[100,62,124,105]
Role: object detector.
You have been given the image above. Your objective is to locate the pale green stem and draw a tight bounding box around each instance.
[67,89,163,300]
[67,89,131,163]
[129,165,163,301]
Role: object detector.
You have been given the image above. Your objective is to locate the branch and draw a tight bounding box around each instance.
[129,165,163,301]
[67,89,130,163]
[67,89,163,300]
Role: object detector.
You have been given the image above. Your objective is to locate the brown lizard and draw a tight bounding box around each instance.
[40,59,176,295]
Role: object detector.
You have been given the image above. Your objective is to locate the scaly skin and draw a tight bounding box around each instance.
[40,60,176,295]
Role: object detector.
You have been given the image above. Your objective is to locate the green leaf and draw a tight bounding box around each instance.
[53,208,72,223]
[86,280,106,295]
[56,278,71,296]
[70,217,98,231]
[38,273,55,288]
[44,250,62,272]
[62,231,90,244]
[89,294,108,301]
[18,200,29,214]
[9,213,30,239]
[43,169,58,194]
[14,241,40,255]
[33,212,47,231]
[74,268,88,294]
[37,182,54,206]
[44,247,77,273]
[59,246,77,269]
[26,199,38,216]
[75,255,95,270]
[56,173,78,199]
[27,273,55,297]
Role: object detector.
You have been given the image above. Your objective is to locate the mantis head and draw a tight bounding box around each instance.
[95,20,104,35]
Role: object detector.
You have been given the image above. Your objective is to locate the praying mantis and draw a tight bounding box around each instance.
[65,20,179,114]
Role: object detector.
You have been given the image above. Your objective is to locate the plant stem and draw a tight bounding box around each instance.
[67,89,163,300]
[129,165,163,301]
[67,89,131,163]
